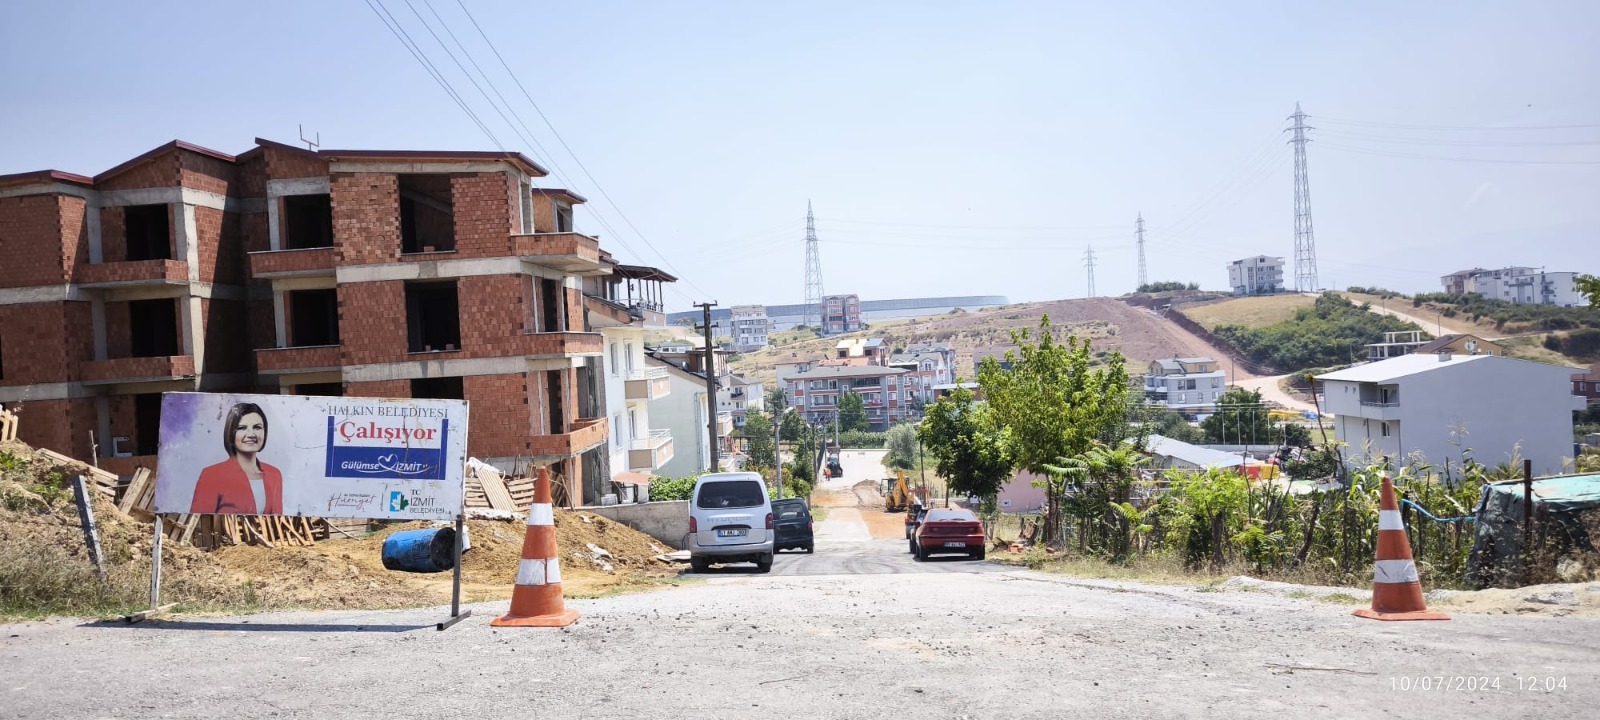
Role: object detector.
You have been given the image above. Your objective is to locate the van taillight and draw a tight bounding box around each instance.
[689,517,698,533]
[766,512,774,530]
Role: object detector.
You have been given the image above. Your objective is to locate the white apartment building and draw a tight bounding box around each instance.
[1143,357,1226,412]
[890,343,957,408]
[729,304,769,351]
[649,356,734,478]
[583,262,676,503]
[1442,266,1586,307]
[718,373,764,430]
[1317,353,1584,475]
[1227,256,1286,296]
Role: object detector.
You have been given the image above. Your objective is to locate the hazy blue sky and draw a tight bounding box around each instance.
[3,1,1596,311]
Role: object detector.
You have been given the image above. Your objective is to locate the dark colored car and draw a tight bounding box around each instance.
[772,498,815,553]
[910,508,986,560]
[904,503,928,539]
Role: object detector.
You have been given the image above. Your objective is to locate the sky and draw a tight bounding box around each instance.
[3,1,1597,312]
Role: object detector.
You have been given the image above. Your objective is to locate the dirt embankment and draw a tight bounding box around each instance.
[0,439,678,619]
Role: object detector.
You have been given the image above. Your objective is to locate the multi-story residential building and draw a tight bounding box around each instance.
[0,137,613,504]
[1365,330,1431,360]
[648,355,733,478]
[1412,334,1502,357]
[1143,357,1226,413]
[890,343,957,409]
[822,293,862,335]
[583,254,676,503]
[729,305,769,351]
[1574,363,1600,407]
[778,362,909,430]
[1226,256,1285,296]
[834,337,889,366]
[1317,353,1584,475]
[718,373,764,430]
[1445,266,1587,307]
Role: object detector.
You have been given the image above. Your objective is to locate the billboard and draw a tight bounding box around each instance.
[153,393,468,520]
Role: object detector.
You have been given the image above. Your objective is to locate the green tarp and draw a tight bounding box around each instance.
[1465,474,1600,589]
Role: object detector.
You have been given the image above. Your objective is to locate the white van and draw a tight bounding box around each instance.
[687,472,774,572]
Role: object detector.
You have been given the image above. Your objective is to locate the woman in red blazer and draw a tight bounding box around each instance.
[189,402,284,515]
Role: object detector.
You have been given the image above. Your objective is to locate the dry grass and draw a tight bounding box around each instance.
[1498,335,1585,366]
[1181,294,1317,330]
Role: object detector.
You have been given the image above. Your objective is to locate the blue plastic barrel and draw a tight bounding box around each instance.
[381,527,457,573]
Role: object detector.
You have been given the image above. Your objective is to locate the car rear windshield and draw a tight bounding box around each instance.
[925,510,977,522]
[696,481,767,509]
[773,500,808,519]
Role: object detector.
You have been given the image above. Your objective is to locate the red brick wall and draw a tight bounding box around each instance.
[0,302,91,385]
[531,195,557,234]
[565,286,583,333]
[200,298,251,374]
[449,173,512,257]
[194,206,246,285]
[464,372,534,457]
[11,398,97,459]
[332,173,400,264]
[337,281,408,364]
[241,210,270,253]
[236,152,267,199]
[97,154,179,192]
[99,205,127,262]
[178,150,236,197]
[264,146,328,180]
[248,293,276,355]
[104,300,131,359]
[458,275,528,355]
[0,194,70,288]
[343,379,409,399]
[59,195,88,279]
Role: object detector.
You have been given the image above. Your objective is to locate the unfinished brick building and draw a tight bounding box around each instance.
[0,138,611,501]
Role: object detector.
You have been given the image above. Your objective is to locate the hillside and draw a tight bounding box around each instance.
[730,298,1257,387]
[1182,294,1317,331]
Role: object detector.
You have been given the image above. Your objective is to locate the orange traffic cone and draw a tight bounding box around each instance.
[1353,475,1449,621]
[492,466,579,628]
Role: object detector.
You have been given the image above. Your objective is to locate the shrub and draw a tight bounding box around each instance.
[835,430,886,449]
[1211,293,1423,371]
[648,474,699,502]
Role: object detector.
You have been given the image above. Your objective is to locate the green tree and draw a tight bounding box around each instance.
[977,317,1131,541]
[836,391,869,432]
[917,386,1012,499]
[779,410,806,441]
[1578,274,1600,308]
[744,410,775,469]
[1201,387,1273,444]
[883,422,919,470]
[765,386,788,413]
[1128,403,1205,444]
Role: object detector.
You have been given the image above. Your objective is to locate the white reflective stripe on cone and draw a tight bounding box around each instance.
[527,503,555,527]
[1374,559,1419,584]
[516,558,550,586]
[546,557,561,584]
[1378,509,1404,531]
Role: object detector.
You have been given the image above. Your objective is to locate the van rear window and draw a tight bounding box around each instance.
[696,481,766,509]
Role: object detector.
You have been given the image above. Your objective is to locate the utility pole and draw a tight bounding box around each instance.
[1288,103,1320,292]
[695,302,720,472]
[1135,213,1147,290]
[1085,246,1098,298]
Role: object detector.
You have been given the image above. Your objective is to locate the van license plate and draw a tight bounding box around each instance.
[717,529,746,538]
[943,541,966,548]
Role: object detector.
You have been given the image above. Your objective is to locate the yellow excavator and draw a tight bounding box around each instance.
[884,470,924,512]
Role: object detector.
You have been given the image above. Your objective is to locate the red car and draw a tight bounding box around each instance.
[909,508,986,560]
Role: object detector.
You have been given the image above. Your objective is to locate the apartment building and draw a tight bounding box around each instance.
[0,137,612,503]
[1442,266,1587,307]
[1317,353,1584,475]
[729,305,769,351]
[1226,255,1285,296]
[778,361,909,430]
[889,343,956,408]
[583,254,676,503]
[1142,357,1226,413]
[648,355,733,478]
[822,293,862,335]
[1365,330,1431,361]
[718,373,764,430]
[833,337,889,366]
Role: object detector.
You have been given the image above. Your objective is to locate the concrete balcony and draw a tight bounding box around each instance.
[512,232,607,275]
[521,331,603,359]
[75,259,189,288]
[628,429,674,471]
[717,412,733,437]
[529,416,608,458]
[256,345,341,374]
[625,366,671,402]
[249,247,337,278]
[81,355,195,384]
[1356,401,1402,421]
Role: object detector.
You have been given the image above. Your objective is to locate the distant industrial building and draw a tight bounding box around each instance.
[1227,255,1285,296]
[668,295,1009,331]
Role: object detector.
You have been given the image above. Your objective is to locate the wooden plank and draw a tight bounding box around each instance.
[178,514,200,544]
[121,602,177,624]
[117,468,151,514]
[477,467,517,512]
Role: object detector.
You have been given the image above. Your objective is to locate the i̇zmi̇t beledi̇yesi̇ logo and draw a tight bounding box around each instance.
[324,405,450,481]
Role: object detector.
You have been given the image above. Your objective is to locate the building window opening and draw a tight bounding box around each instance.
[283,194,334,249]
[556,204,574,232]
[539,277,564,332]
[399,174,456,253]
[123,204,171,261]
[405,281,460,352]
[288,289,340,347]
[519,181,533,234]
[128,298,180,358]
[133,393,163,456]
[547,370,566,430]
[411,376,464,400]
[293,382,343,397]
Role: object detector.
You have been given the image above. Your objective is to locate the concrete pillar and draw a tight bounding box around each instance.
[273,289,288,348]
[94,394,111,460]
[86,194,103,263]
[266,196,281,251]
[91,296,107,361]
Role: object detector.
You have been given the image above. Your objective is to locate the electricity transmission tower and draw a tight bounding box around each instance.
[803,201,825,329]
[1083,246,1097,298]
[1288,103,1319,292]
[1135,213,1147,289]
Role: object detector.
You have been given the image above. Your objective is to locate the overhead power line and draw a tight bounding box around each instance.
[1319,143,1600,165]
[1318,117,1600,131]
